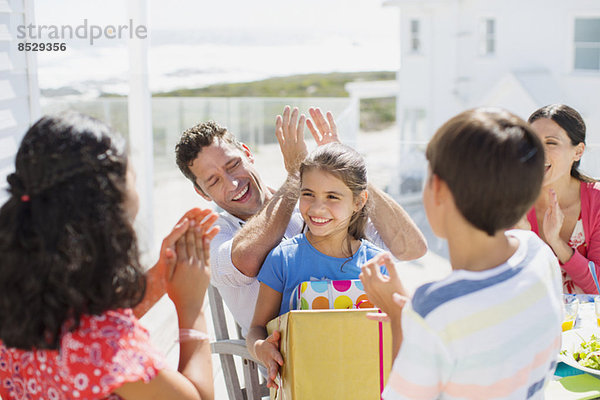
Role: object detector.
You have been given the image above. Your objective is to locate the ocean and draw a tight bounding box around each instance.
[37,28,400,97]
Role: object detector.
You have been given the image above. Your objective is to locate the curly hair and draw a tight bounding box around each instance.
[175,120,243,194]
[0,112,146,350]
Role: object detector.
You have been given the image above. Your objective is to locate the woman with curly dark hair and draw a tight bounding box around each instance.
[0,112,218,399]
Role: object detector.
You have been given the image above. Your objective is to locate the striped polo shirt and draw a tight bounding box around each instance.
[383,230,563,400]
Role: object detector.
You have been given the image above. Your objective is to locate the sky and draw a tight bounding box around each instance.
[31,0,401,94]
[34,0,398,34]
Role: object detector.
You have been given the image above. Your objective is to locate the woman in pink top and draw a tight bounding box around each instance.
[525,104,600,294]
[0,112,218,399]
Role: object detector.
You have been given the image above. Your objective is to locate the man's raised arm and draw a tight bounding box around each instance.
[368,183,427,260]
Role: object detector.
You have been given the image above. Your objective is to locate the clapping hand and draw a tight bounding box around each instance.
[156,208,210,284]
[543,188,565,247]
[164,209,220,313]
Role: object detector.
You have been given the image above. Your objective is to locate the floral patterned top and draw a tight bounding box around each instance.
[0,308,165,400]
[564,218,586,294]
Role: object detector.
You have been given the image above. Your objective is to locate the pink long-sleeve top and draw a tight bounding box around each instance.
[527,181,600,294]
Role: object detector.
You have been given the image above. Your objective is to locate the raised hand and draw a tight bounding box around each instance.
[306,107,340,145]
[255,330,284,389]
[166,209,220,313]
[156,209,210,280]
[359,253,409,321]
[275,106,307,174]
[361,253,410,359]
[543,188,565,247]
[364,294,408,323]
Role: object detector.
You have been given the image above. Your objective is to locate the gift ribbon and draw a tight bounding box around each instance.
[356,299,370,309]
[378,309,384,398]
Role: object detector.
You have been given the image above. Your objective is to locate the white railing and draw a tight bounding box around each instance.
[41,96,600,264]
[41,97,354,160]
[40,97,355,256]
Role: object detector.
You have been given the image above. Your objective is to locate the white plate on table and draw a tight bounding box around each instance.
[560,327,600,376]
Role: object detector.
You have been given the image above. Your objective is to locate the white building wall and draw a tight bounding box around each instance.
[429,2,461,131]
[391,0,600,140]
[0,0,39,206]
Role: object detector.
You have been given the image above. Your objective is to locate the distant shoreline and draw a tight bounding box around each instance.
[152,70,398,131]
[41,70,396,99]
[41,71,398,131]
[150,70,396,98]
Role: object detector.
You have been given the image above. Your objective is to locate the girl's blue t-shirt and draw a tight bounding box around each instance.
[257,233,386,315]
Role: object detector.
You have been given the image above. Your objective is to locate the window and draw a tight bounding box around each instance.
[574,18,600,71]
[480,18,495,55]
[410,19,421,53]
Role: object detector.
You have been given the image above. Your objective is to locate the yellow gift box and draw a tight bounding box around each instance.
[266,309,392,400]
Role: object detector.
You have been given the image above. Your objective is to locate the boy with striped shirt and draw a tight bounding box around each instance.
[361,108,563,399]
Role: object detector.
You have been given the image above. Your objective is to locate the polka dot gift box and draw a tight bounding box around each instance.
[290,279,374,311]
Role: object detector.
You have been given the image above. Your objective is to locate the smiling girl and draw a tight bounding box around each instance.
[245,143,387,388]
[525,104,600,294]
